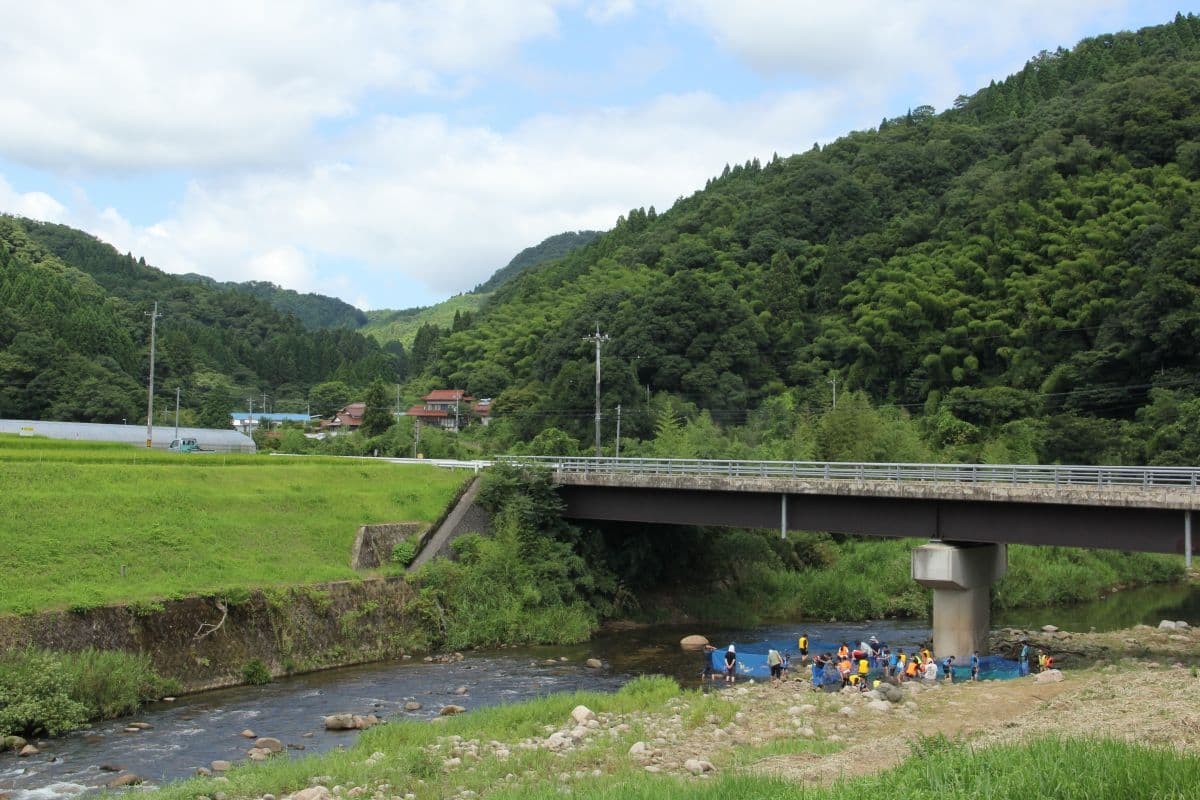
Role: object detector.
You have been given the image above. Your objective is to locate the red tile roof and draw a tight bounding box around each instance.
[423,389,473,403]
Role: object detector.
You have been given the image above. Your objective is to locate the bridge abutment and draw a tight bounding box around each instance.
[912,541,1007,660]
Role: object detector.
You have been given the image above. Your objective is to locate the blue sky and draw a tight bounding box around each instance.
[0,1,1188,310]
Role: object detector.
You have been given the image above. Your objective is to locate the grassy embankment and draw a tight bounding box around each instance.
[140,668,1200,800]
[0,437,468,614]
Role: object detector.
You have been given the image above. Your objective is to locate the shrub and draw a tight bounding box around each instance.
[390,538,417,568]
[0,649,88,736]
[242,659,272,685]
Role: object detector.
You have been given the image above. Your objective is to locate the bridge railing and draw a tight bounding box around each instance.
[494,456,1200,491]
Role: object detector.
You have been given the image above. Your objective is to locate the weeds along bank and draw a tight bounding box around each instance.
[136,665,1200,800]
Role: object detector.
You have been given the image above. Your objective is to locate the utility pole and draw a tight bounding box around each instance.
[615,404,622,459]
[247,397,254,435]
[261,392,269,415]
[413,418,421,458]
[174,387,180,444]
[144,301,161,448]
[828,376,839,409]
[583,323,609,458]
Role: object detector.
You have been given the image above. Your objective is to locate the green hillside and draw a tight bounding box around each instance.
[424,15,1200,466]
[181,275,367,330]
[362,292,487,348]
[361,230,602,349]
[0,218,399,424]
[473,230,602,293]
[0,438,467,613]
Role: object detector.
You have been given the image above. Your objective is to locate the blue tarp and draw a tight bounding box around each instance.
[710,644,1021,682]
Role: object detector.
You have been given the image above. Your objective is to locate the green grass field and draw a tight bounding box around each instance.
[0,437,468,613]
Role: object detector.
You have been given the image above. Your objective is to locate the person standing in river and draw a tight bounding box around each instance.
[700,643,717,682]
[797,633,809,664]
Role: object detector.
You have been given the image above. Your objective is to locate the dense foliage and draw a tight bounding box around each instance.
[406,15,1200,465]
[0,218,399,423]
[0,647,176,737]
[473,230,603,293]
[181,275,367,330]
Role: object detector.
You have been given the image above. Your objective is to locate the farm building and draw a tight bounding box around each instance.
[0,419,257,454]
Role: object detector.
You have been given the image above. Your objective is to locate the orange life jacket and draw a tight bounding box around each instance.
[905,660,919,677]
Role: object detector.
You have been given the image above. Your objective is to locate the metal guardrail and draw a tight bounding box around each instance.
[495,456,1200,491]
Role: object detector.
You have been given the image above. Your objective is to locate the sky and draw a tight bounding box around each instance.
[0,2,1188,311]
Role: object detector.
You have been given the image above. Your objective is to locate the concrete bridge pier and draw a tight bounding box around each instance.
[912,541,1007,660]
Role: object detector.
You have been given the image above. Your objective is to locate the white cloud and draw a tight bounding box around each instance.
[0,176,68,222]
[586,0,636,23]
[71,86,857,307]
[0,0,563,171]
[668,1,1128,100]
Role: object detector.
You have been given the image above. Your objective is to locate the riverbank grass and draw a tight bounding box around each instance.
[141,670,1200,800]
[0,438,468,613]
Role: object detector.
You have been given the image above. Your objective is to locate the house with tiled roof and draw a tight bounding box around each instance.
[404,389,474,432]
[323,402,365,435]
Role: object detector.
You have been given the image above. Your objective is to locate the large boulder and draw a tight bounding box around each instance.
[1159,620,1178,630]
[679,635,710,649]
[107,774,144,788]
[585,658,603,669]
[255,737,283,753]
[570,705,597,725]
[1035,669,1064,684]
[323,714,356,730]
[439,704,467,716]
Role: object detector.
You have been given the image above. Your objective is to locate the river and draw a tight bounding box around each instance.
[3,583,1196,799]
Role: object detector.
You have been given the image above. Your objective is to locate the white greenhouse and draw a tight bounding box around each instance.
[0,419,257,454]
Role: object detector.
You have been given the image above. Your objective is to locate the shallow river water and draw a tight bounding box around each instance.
[3,584,1197,799]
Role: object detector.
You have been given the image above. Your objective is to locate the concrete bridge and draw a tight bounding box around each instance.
[497,456,1200,660]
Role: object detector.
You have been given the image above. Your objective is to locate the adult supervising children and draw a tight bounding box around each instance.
[767,648,783,683]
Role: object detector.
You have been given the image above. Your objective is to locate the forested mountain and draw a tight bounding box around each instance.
[419,15,1200,465]
[473,230,603,293]
[180,275,367,330]
[0,218,399,424]
[361,230,602,348]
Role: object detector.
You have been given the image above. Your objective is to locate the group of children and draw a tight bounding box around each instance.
[797,636,982,691]
[703,634,1053,687]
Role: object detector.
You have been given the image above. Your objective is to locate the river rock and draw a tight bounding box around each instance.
[195,767,212,777]
[99,764,123,772]
[18,745,38,757]
[211,760,231,772]
[838,706,855,717]
[241,729,256,738]
[3,736,26,752]
[1159,620,1178,630]
[679,635,710,649]
[585,658,603,669]
[128,722,153,730]
[352,714,380,729]
[867,699,892,713]
[684,758,715,775]
[1035,669,1064,684]
[1177,620,1191,629]
[291,787,332,800]
[570,705,596,725]
[123,727,142,733]
[107,774,144,788]
[440,704,466,716]
[247,748,270,762]
[454,686,468,695]
[879,684,904,703]
[255,737,283,753]
[443,756,462,769]
[628,741,648,757]
[544,732,570,751]
[323,714,356,730]
[1041,625,1059,633]
[404,702,422,711]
